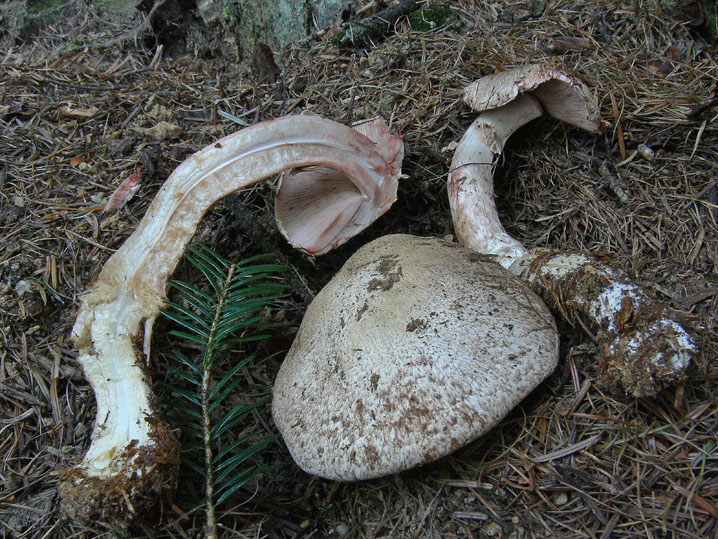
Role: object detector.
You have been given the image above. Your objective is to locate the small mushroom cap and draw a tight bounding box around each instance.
[463,64,606,133]
[272,234,559,481]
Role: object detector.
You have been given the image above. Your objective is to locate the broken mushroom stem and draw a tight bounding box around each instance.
[509,251,695,397]
[449,64,697,396]
[62,114,403,523]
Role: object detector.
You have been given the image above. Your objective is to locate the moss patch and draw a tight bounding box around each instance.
[409,6,453,32]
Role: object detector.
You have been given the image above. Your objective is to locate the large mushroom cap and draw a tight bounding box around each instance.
[272,234,559,481]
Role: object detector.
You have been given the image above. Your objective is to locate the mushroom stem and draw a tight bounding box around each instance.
[448,93,542,266]
[450,65,697,396]
[509,251,695,397]
[62,115,403,523]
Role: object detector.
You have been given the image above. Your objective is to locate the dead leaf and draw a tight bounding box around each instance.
[646,61,674,75]
[549,36,593,53]
[646,45,681,75]
[104,173,142,213]
[665,44,680,61]
[69,156,85,167]
[134,122,182,140]
[58,105,99,119]
[3,102,36,119]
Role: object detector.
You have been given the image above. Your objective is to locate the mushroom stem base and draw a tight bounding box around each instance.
[59,416,180,526]
[510,250,697,396]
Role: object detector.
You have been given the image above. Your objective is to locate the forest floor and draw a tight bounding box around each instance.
[0,1,716,537]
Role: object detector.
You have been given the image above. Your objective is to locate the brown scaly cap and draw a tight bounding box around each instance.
[273,234,558,481]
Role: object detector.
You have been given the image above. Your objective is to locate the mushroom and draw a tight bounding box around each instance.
[449,64,606,264]
[60,114,404,523]
[272,65,697,481]
[275,117,404,254]
[449,64,696,396]
[273,234,558,480]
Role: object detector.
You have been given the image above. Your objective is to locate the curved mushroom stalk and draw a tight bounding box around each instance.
[450,64,696,396]
[449,93,542,265]
[450,65,605,266]
[60,115,403,524]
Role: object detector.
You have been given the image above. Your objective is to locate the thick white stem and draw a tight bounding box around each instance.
[448,93,542,267]
[62,115,402,523]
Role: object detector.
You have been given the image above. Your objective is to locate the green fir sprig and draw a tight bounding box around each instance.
[160,244,287,537]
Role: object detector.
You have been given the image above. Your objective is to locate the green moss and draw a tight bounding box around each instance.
[221,6,236,24]
[26,0,66,15]
[703,0,717,40]
[409,6,453,32]
[91,0,137,14]
[55,38,86,57]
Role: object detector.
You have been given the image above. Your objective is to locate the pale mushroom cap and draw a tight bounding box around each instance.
[462,64,606,133]
[275,117,404,255]
[272,234,559,481]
